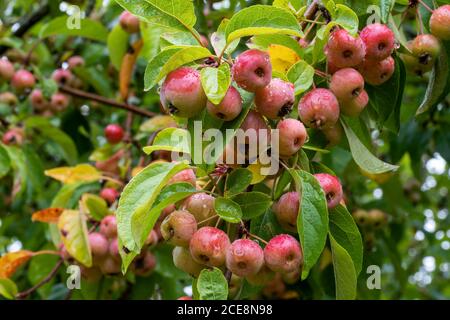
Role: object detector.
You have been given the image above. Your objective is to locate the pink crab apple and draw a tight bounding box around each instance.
[430,5,450,40]
[314,173,343,209]
[183,193,217,227]
[67,56,85,69]
[264,234,303,274]
[206,86,242,121]
[255,78,295,119]
[226,239,264,277]
[239,110,271,146]
[52,68,73,85]
[100,188,120,205]
[109,238,120,261]
[298,88,340,129]
[11,69,35,92]
[360,23,395,61]
[322,123,344,147]
[100,215,118,239]
[340,89,369,117]
[50,93,69,112]
[0,92,18,107]
[29,89,48,111]
[189,226,230,267]
[272,191,300,233]
[325,29,366,68]
[0,58,15,81]
[277,119,308,158]
[89,232,109,258]
[360,56,395,86]
[168,168,197,187]
[232,49,272,92]
[100,256,121,275]
[329,68,365,103]
[411,34,441,68]
[160,67,207,118]
[104,124,124,144]
[119,11,140,34]
[2,128,25,145]
[160,210,198,247]
[132,252,156,276]
[172,246,204,278]
[145,229,159,248]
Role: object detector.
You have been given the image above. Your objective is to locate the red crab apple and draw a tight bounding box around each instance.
[29,89,48,111]
[325,29,366,68]
[100,188,120,205]
[0,58,14,81]
[160,210,198,247]
[11,69,35,92]
[298,88,340,129]
[0,92,18,107]
[360,56,395,86]
[430,5,450,40]
[2,128,25,145]
[168,168,197,187]
[189,226,230,267]
[264,234,303,274]
[183,193,217,227]
[52,68,73,85]
[277,119,308,158]
[329,68,365,102]
[89,232,109,258]
[360,23,395,61]
[340,89,369,117]
[100,215,118,239]
[109,238,120,261]
[206,86,242,121]
[314,173,343,209]
[100,256,121,275]
[272,191,300,233]
[172,246,204,278]
[232,49,272,92]
[67,56,85,69]
[104,124,124,144]
[132,252,156,276]
[119,11,140,34]
[226,239,264,277]
[411,34,441,69]
[50,93,69,112]
[255,78,295,119]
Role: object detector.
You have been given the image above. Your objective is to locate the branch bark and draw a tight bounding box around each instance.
[300,0,320,29]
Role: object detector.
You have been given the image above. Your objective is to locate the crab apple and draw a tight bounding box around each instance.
[11,69,35,91]
[100,188,119,205]
[367,209,388,229]
[178,296,193,300]
[232,49,272,92]
[329,68,365,103]
[254,78,295,119]
[145,229,159,248]
[100,256,121,275]
[352,209,369,226]
[430,5,450,40]
[314,173,343,209]
[2,128,25,145]
[104,124,124,144]
[277,119,307,158]
[340,89,369,117]
[109,238,120,261]
[168,168,197,187]
[172,246,204,278]
[95,149,124,176]
[89,232,109,258]
[325,29,366,68]
[206,86,242,121]
[50,93,69,111]
[262,274,286,299]
[183,193,217,227]
[160,210,198,247]
[226,239,264,277]
[322,124,343,147]
[100,215,118,239]
[52,68,73,85]
[282,269,300,285]
[360,56,395,86]
[360,23,395,61]
[189,226,230,267]
[264,234,303,274]
[246,264,275,286]
[400,53,429,76]
[160,67,207,118]
[0,92,18,107]
[0,58,14,81]
[239,110,271,145]
[132,252,156,276]
[298,88,340,129]
[67,55,85,69]
[119,11,140,34]
[81,266,102,282]
[29,89,48,111]
[411,34,441,68]
[272,192,300,233]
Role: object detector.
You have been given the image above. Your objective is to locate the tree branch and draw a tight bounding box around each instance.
[59,85,156,118]
[300,0,320,30]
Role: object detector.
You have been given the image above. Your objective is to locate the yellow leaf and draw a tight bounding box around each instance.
[268,44,300,74]
[247,160,268,185]
[359,168,393,184]
[45,164,101,184]
[32,208,64,223]
[0,250,34,278]
[139,115,177,133]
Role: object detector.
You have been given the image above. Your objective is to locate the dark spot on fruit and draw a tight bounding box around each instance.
[199,254,210,263]
[286,254,294,261]
[255,67,265,78]
[293,137,300,146]
[168,103,178,114]
[326,192,335,202]
[378,42,386,51]
[418,53,431,65]
[216,112,226,119]
[277,102,294,117]
[343,50,353,58]
[352,88,361,97]
[237,262,247,269]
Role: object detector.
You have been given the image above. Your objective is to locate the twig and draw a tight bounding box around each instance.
[58,85,156,118]
[300,0,320,30]
[418,0,434,13]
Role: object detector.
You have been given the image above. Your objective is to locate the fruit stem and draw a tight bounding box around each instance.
[416,7,425,34]
[417,0,434,13]
[247,232,269,245]
[197,214,219,226]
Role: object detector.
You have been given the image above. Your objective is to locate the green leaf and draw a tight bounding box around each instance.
[0,144,11,179]
[3,145,27,199]
[57,210,92,267]
[200,64,231,105]
[250,34,304,58]
[325,2,359,35]
[144,47,182,90]
[329,233,357,300]
[249,208,284,242]
[143,127,190,156]
[0,278,18,300]
[140,23,161,61]
[225,168,253,197]
[232,192,272,220]
[139,115,176,133]
[225,5,303,44]
[274,169,292,200]
[329,205,363,275]
[40,16,108,42]
[107,24,129,70]
[80,194,110,221]
[211,19,240,56]
[27,252,60,298]
[73,66,113,98]
[380,0,394,24]
[197,267,228,300]
[290,169,329,280]
[341,118,399,174]
[214,197,242,223]
[287,60,315,96]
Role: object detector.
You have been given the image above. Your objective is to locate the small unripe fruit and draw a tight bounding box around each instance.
[352,209,369,226]
[168,168,197,187]
[360,56,395,86]
[183,193,217,226]
[232,49,272,92]
[190,226,230,267]
[160,67,207,118]
[430,5,450,40]
[172,246,204,278]
[100,215,118,239]
[52,69,73,85]
[325,29,366,68]
[298,88,340,129]
[329,68,365,103]
[367,209,387,229]
[360,23,395,61]
[67,56,85,69]
[132,252,156,276]
[104,124,124,144]
[400,53,429,76]
[277,119,307,158]
[100,188,119,205]
[50,93,69,112]
[160,210,198,247]
[273,192,300,233]
[119,11,140,34]
[2,128,25,145]
[340,89,369,117]
[206,86,242,121]
[226,239,264,277]
[246,264,275,286]
[314,173,343,209]
[89,232,109,258]
[109,238,120,261]
[11,69,35,92]
[29,89,48,111]
[0,58,14,81]
[255,78,295,119]
[411,34,441,68]
[100,256,121,275]
[264,234,303,274]
[322,124,344,148]
[0,92,18,107]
